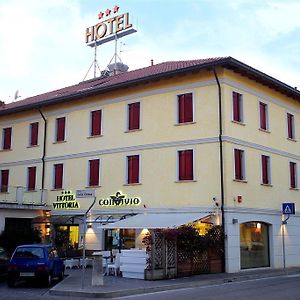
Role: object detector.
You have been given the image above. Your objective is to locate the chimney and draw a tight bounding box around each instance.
[0,100,5,107]
[151,59,154,66]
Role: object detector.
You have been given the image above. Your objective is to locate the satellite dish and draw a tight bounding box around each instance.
[14,90,21,100]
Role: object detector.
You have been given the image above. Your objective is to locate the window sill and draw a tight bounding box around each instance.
[87,135,103,139]
[231,120,245,126]
[27,145,40,148]
[86,185,101,188]
[123,183,142,186]
[51,188,63,191]
[260,183,273,187]
[53,141,67,144]
[124,129,142,133]
[289,187,299,191]
[233,179,247,183]
[258,128,271,134]
[0,192,9,194]
[25,190,37,193]
[287,138,297,142]
[0,149,12,152]
[174,121,196,126]
[175,180,197,183]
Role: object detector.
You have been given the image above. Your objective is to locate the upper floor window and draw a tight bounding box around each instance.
[29,122,39,146]
[178,92,193,124]
[2,127,12,150]
[290,162,298,189]
[128,102,140,131]
[259,102,268,131]
[178,149,194,181]
[88,159,100,186]
[287,113,295,140]
[127,155,140,184]
[55,117,66,142]
[27,166,36,191]
[0,169,9,193]
[261,155,271,185]
[234,149,245,180]
[90,110,102,136]
[53,164,63,190]
[232,92,243,123]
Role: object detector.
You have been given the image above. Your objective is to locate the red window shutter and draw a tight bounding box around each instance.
[260,103,267,130]
[56,117,65,142]
[179,150,193,180]
[30,122,39,146]
[1,170,9,193]
[287,113,294,139]
[3,127,12,150]
[127,155,139,184]
[234,149,243,180]
[91,110,102,136]
[290,162,296,189]
[89,159,99,186]
[128,102,140,130]
[178,93,193,123]
[54,164,63,189]
[262,155,269,184]
[28,167,36,191]
[233,92,241,122]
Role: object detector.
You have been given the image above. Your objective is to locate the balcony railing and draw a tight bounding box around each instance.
[0,186,47,206]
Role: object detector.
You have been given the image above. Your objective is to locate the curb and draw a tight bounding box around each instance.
[49,269,300,298]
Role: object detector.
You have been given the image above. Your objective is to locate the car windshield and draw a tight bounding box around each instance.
[14,247,44,259]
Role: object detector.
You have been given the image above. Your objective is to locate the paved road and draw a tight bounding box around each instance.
[116,274,300,300]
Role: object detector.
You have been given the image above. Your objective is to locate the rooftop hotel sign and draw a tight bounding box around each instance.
[85,4,137,47]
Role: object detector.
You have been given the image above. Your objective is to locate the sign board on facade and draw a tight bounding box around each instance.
[282,203,295,215]
[76,189,95,198]
[99,191,141,207]
[53,190,80,210]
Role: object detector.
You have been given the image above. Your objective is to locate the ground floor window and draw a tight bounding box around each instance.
[105,229,136,250]
[56,225,79,250]
[240,222,270,269]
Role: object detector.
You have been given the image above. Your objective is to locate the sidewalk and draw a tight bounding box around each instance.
[49,267,300,298]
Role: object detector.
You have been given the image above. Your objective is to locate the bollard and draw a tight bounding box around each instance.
[92,252,104,286]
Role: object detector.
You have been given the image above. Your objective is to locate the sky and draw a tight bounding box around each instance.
[1,0,300,102]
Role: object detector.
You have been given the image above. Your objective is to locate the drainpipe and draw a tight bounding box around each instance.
[213,68,226,273]
[38,108,47,204]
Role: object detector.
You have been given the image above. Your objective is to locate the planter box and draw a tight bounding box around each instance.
[145,268,177,280]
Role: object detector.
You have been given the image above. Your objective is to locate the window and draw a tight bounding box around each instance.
[2,127,12,150]
[128,102,140,130]
[55,117,66,142]
[88,159,100,186]
[0,170,9,193]
[29,122,39,146]
[27,166,36,191]
[90,110,102,136]
[290,162,297,189]
[127,155,140,184]
[232,92,243,123]
[259,102,268,131]
[178,92,193,124]
[287,113,295,140]
[53,164,63,189]
[178,149,194,181]
[261,155,271,185]
[234,149,245,180]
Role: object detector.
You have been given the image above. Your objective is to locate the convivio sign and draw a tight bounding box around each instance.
[53,190,80,210]
[99,191,141,207]
[85,4,136,46]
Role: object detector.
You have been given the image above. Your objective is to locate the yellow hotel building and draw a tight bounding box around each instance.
[0,57,299,273]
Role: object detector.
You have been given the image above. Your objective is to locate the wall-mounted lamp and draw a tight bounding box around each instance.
[45,224,50,235]
[87,223,92,229]
[232,218,238,224]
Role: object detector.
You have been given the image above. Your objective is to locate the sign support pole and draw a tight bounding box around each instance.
[282,220,286,269]
[81,196,96,290]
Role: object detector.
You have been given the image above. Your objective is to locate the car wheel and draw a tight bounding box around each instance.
[7,279,15,288]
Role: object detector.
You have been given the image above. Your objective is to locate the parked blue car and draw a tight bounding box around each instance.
[7,244,65,287]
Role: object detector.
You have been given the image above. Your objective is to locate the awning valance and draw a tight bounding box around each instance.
[97,212,210,229]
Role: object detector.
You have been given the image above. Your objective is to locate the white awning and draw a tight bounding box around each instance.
[97,212,210,229]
